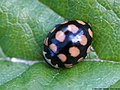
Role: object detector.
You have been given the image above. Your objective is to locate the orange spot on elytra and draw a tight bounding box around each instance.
[49,43,57,53]
[50,28,56,33]
[76,20,86,25]
[44,38,48,46]
[88,28,93,38]
[79,35,87,46]
[87,46,91,53]
[69,46,80,57]
[64,64,73,68]
[61,21,68,24]
[77,57,83,62]
[67,24,79,34]
[55,31,66,42]
[58,54,67,62]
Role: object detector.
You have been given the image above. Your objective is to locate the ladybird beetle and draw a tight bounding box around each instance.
[43,20,93,68]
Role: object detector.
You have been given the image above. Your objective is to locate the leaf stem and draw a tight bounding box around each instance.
[0,57,42,65]
[84,59,120,64]
[0,57,119,66]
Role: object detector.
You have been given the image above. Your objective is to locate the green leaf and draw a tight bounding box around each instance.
[0,47,6,57]
[0,0,120,89]
[0,47,30,86]
[0,61,29,86]
[0,0,63,88]
[110,80,120,88]
[1,61,120,90]
[0,0,64,60]
[39,0,120,61]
